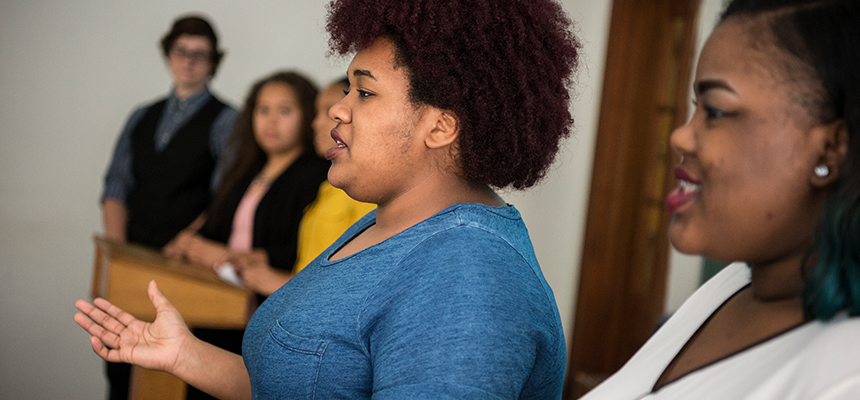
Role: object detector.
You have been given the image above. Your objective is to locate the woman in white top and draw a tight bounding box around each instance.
[583,0,860,398]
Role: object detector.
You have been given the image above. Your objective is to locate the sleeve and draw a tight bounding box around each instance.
[209,105,239,193]
[101,107,147,203]
[364,228,565,399]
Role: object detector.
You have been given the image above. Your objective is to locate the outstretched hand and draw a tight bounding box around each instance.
[74,281,192,374]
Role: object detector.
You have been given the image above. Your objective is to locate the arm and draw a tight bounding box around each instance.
[164,232,230,267]
[162,214,207,257]
[229,250,292,296]
[74,281,251,399]
[209,106,239,192]
[101,107,145,239]
[102,198,128,242]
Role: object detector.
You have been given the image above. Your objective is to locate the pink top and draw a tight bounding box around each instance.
[227,180,270,252]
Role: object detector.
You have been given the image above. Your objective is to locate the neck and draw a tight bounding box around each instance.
[748,256,810,303]
[373,175,504,237]
[174,83,207,100]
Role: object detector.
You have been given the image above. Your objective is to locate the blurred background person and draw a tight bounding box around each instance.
[99,15,238,400]
[162,70,328,399]
[229,76,375,283]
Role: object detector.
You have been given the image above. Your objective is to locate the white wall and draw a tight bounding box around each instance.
[0,1,612,398]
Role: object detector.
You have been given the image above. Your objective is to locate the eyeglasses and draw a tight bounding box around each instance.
[170,47,211,63]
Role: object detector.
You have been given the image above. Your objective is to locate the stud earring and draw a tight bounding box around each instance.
[814,164,829,178]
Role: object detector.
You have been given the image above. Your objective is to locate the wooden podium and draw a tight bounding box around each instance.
[91,236,253,400]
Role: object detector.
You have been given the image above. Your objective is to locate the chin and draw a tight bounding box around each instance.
[667,221,701,256]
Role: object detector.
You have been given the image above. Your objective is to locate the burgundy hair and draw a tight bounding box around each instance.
[326,0,580,189]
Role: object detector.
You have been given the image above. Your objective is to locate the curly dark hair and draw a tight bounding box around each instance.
[326,0,580,189]
[207,71,319,226]
[160,15,225,77]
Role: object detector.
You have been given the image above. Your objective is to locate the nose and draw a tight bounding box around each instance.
[669,116,696,163]
[329,97,351,125]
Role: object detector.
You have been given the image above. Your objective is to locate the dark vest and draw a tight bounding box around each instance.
[126,96,227,248]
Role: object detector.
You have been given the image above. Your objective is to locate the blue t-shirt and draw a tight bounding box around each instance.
[243,203,566,399]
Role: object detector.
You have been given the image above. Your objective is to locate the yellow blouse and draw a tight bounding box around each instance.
[293,181,376,273]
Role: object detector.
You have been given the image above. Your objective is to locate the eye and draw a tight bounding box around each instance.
[692,99,732,121]
[704,105,728,120]
[356,89,373,99]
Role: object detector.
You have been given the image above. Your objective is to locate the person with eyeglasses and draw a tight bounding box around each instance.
[99,14,238,400]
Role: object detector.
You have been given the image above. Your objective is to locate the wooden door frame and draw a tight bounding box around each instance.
[564,0,701,397]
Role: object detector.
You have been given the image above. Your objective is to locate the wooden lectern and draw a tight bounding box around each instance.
[91,236,253,400]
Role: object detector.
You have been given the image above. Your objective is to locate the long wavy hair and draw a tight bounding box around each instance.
[207,71,319,228]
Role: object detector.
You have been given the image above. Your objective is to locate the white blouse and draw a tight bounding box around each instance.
[580,263,860,400]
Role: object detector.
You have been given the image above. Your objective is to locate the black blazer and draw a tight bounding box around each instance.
[200,152,330,271]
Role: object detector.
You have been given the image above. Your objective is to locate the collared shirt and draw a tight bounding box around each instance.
[101,88,238,203]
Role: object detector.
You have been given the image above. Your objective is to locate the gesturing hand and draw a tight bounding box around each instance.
[74,281,192,374]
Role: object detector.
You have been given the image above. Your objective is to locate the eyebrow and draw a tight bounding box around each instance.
[352,69,377,81]
[695,79,736,96]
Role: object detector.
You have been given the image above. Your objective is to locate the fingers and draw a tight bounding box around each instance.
[76,312,119,361]
[77,298,128,336]
[99,297,141,328]
[74,310,121,350]
[90,336,122,363]
[147,280,180,318]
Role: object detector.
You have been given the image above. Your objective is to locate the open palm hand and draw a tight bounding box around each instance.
[74,281,191,374]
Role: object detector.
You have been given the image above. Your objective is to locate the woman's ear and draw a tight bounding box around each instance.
[811,119,849,187]
[425,110,459,149]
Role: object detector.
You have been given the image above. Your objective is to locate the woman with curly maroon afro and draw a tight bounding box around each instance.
[74,0,580,398]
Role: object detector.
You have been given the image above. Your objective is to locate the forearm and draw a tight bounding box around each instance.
[102,199,128,242]
[173,337,252,400]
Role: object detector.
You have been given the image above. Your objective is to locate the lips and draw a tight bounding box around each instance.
[324,129,347,160]
[666,167,701,213]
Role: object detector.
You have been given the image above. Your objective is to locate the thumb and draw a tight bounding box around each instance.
[147,280,178,314]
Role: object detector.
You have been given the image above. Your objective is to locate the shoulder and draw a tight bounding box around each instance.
[206,91,236,110]
[271,154,329,187]
[795,316,860,396]
[673,262,750,317]
[205,92,239,122]
[131,96,168,117]
[403,203,537,268]
[383,204,554,309]
[290,153,331,174]
[122,97,168,131]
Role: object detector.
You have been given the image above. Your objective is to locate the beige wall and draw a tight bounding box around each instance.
[0,0,720,398]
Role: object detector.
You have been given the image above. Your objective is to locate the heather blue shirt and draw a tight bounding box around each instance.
[243,203,566,399]
[101,88,238,203]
